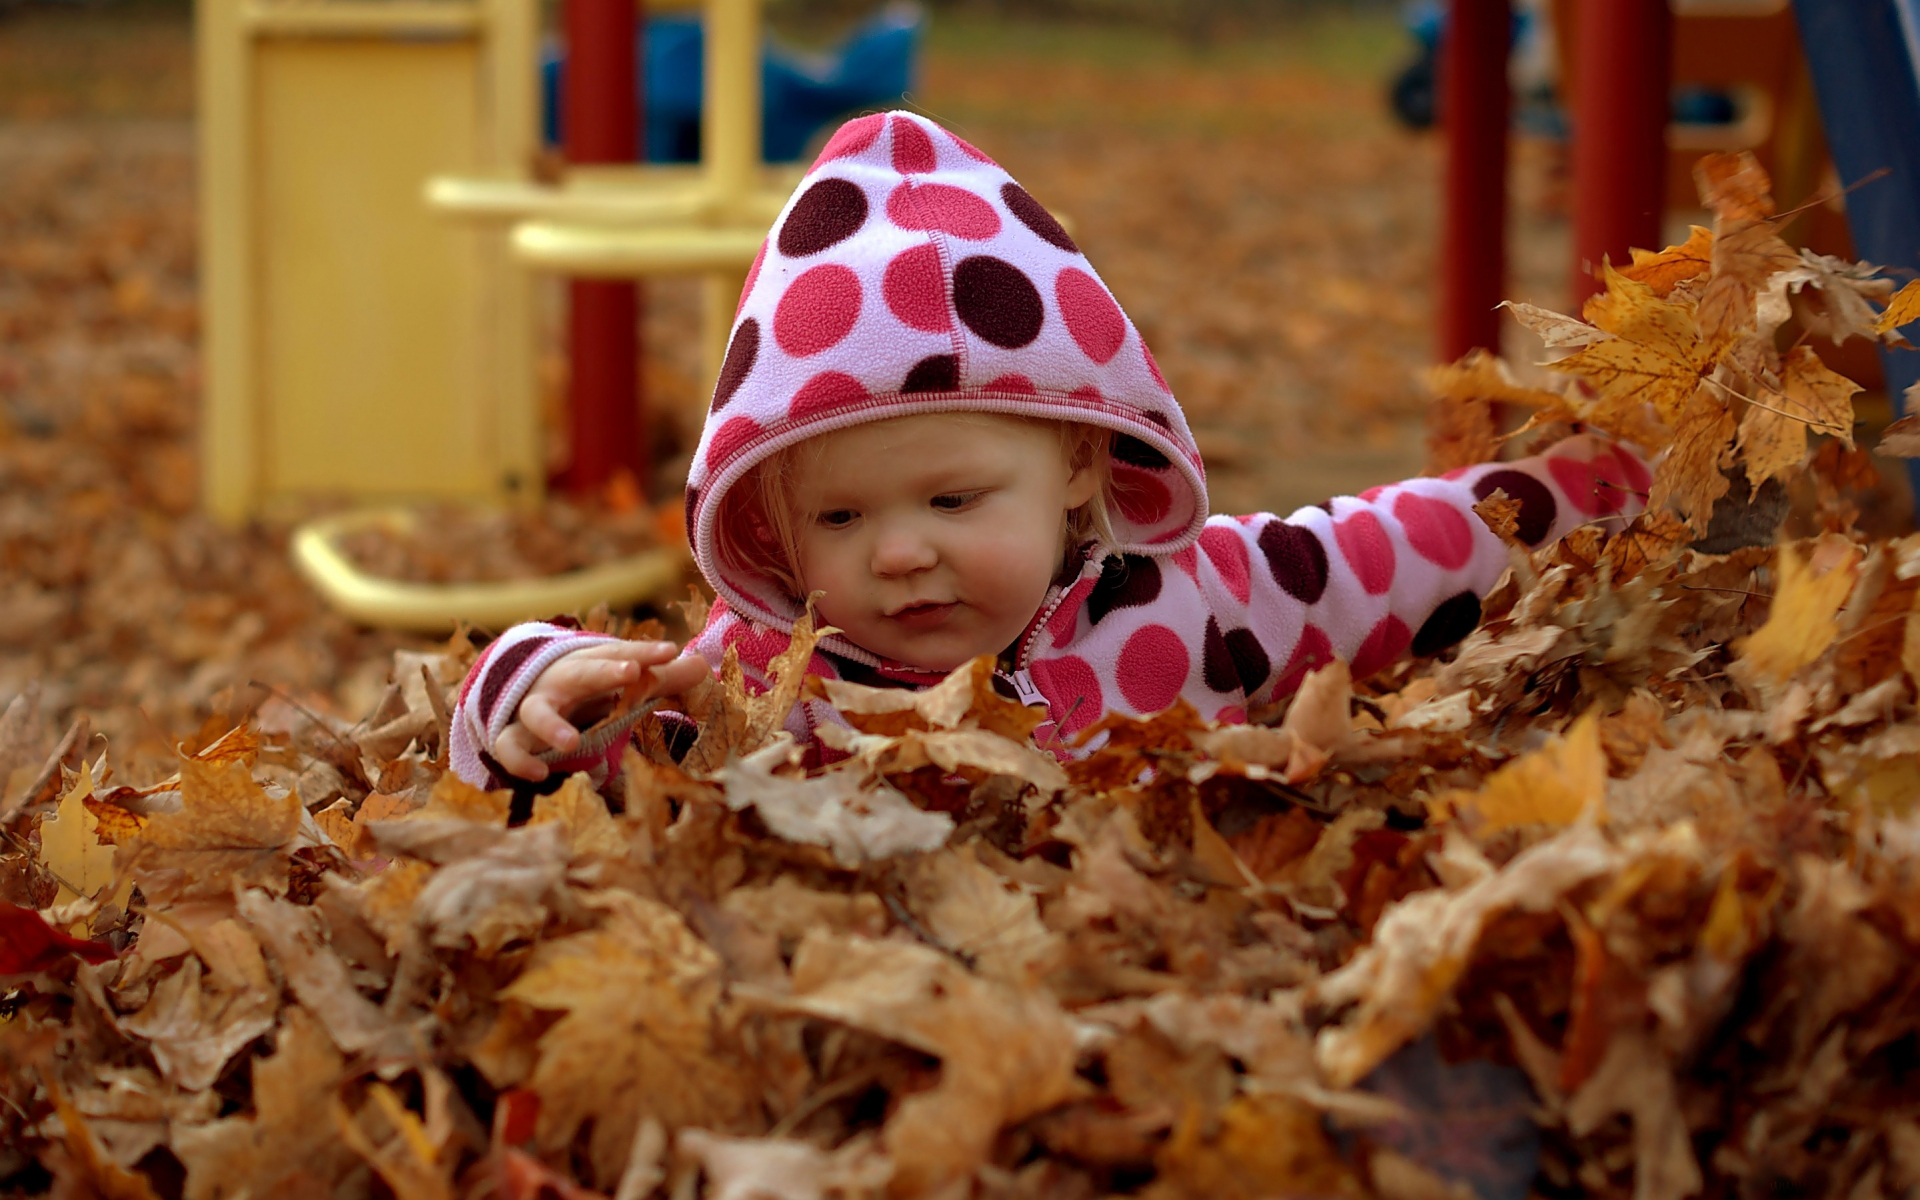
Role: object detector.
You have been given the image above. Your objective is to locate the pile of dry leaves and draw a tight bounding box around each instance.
[5,153,1920,1200]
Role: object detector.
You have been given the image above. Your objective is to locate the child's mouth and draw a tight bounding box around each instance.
[889,601,956,628]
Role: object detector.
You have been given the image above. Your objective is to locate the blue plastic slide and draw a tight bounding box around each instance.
[543,2,924,163]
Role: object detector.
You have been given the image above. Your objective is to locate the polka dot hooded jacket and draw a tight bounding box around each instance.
[449,111,1648,786]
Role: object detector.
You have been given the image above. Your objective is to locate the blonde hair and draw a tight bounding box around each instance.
[716,415,1116,603]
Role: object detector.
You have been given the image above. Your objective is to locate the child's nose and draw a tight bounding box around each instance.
[870,525,937,577]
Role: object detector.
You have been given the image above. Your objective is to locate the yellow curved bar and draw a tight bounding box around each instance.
[291,510,686,632]
[512,221,766,276]
[425,174,717,224]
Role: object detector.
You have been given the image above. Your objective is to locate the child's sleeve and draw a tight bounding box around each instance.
[1184,433,1647,707]
[447,621,621,787]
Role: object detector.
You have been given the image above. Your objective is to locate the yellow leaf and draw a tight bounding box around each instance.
[1737,397,1807,489]
[1875,279,1920,335]
[1445,713,1606,833]
[1735,542,1860,685]
[1423,349,1572,473]
[1554,265,1703,426]
[38,760,125,909]
[1473,487,1522,546]
[1145,1093,1364,1200]
[415,771,508,825]
[1603,510,1691,582]
[1694,150,1777,219]
[1779,345,1862,443]
[1619,225,1714,296]
[1650,388,1736,532]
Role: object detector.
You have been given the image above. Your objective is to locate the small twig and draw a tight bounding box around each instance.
[1,827,86,898]
[768,1062,889,1138]
[248,680,358,754]
[420,664,452,766]
[1037,696,1086,750]
[535,699,663,765]
[7,716,87,820]
[1682,585,1773,599]
[880,889,975,969]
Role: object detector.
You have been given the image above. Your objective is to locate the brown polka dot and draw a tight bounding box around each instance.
[1258,522,1328,604]
[901,354,958,394]
[1202,617,1270,696]
[1412,590,1482,656]
[1088,554,1161,625]
[683,485,700,543]
[777,178,868,258]
[1111,435,1170,469]
[1001,182,1078,252]
[953,255,1044,349]
[712,318,758,410]
[1473,469,1558,546]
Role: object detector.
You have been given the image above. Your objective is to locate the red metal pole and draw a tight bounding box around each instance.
[563,0,645,494]
[1439,0,1511,361]
[1570,0,1671,310]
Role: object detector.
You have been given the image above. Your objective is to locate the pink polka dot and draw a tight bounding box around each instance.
[806,652,839,680]
[1199,525,1251,604]
[1351,615,1412,679]
[1118,624,1189,714]
[1031,655,1102,736]
[1359,485,1387,503]
[774,265,862,357]
[812,113,884,168]
[706,415,763,469]
[1611,445,1651,494]
[1171,545,1200,581]
[1055,268,1126,364]
[890,116,937,174]
[1049,580,1093,648]
[987,374,1036,395]
[1441,466,1470,481]
[885,182,1002,240]
[787,372,871,420]
[1335,511,1396,595]
[1215,705,1247,725]
[946,129,997,165]
[1549,456,1601,516]
[1272,624,1334,697]
[882,243,950,333]
[1071,385,1104,404]
[736,238,767,318]
[1393,492,1475,570]
[1112,465,1173,526]
[1143,342,1171,392]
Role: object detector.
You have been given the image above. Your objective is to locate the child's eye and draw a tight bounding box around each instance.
[931,492,983,512]
[817,509,858,529]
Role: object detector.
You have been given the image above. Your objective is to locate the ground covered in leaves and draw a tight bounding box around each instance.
[8,148,1920,1200]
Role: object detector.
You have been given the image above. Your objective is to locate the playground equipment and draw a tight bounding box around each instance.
[200,0,810,628]
[542,2,923,163]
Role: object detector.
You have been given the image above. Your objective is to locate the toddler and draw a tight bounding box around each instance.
[450,111,1646,787]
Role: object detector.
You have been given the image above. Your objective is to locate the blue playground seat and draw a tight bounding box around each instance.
[542,2,924,164]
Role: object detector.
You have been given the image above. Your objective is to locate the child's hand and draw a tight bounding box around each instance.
[490,641,711,781]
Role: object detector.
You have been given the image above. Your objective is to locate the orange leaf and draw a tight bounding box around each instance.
[1619,225,1713,296]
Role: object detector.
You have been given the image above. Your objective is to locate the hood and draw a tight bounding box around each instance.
[686,110,1209,635]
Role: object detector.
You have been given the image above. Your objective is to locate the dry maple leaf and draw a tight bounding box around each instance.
[38,760,126,909]
[1603,510,1691,583]
[749,930,1081,1195]
[1551,266,1704,429]
[1877,413,1920,458]
[1734,541,1860,688]
[1651,388,1737,532]
[501,890,758,1184]
[1442,712,1605,833]
[119,953,278,1092]
[1619,225,1714,297]
[1422,350,1573,473]
[1500,301,1614,349]
[721,741,953,867]
[1875,279,1920,336]
[1144,1092,1364,1200]
[1473,487,1523,547]
[120,757,302,904]
[171,1006,362,1200]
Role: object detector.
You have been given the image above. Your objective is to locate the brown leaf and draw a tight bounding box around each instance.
[1877,414,1920,458]
[120,758,302,905]
[502,891,758,1183]
[172,1007,362,1200]
[1604,510,1690,582]
[751,931,1081,1195]
[1734,541,1861,687]
[1473,488,1522,547]
[1875,279,1920,335]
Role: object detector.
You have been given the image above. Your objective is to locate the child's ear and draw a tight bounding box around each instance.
[1064,458,1101,509]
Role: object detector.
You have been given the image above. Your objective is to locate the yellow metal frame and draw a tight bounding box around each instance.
[290,510,683,632]
[198,0,542,523]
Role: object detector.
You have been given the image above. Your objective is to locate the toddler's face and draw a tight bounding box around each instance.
[791,413,1099,672]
